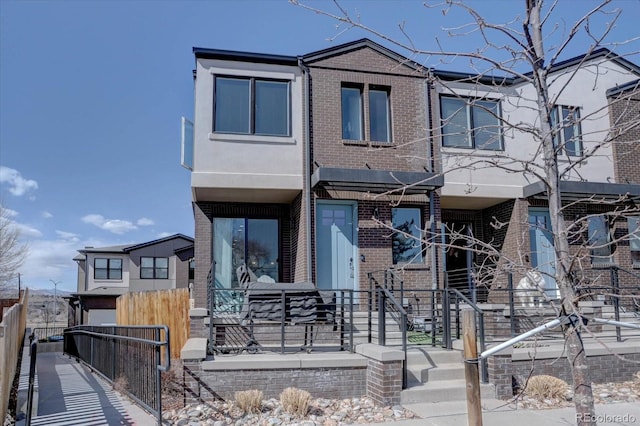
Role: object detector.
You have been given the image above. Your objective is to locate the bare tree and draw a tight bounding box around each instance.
[293,0,640,423]
[0,204,28,291]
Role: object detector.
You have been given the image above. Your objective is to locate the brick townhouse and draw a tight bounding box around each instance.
[186,38,640,313]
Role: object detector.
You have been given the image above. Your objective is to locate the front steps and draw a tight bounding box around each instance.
[401,346,495,404]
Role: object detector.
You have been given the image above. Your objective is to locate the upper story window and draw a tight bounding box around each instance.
[342,84,392,143]
[214,76,290,137]
[141,257,169,279]
[341,85,363,140]
[440,96,502,150]
[588,216,614,265]
[392,207,423,264]
[94,258,122,280]
[369,87,391,142]
[551,105,582,156]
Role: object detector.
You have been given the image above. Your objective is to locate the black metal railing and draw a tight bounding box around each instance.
[30,326,65,342]
[64,325,170,425]
[376,284,408,388]
[208,286,354,354]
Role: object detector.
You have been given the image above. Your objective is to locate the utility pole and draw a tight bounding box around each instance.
[50,279,61,326]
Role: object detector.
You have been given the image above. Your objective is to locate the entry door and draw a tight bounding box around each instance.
[316,202,356,291]
[528,209,558,298]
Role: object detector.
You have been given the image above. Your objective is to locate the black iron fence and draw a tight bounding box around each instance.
[63,325,170,425]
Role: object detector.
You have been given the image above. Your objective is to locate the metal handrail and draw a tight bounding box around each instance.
[25,339,37,426]
[447,288,488,383]
[377,285,408,388]
[64,325,170,425]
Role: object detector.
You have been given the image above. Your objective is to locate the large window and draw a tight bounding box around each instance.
[94,258,122,280]
[551,105,582,156]
[392,208,423,264]
[140,257,168,279]
[440,96,502,150]
[214,77,290,136]
[588,216,613,265]
[213,218,279,288]
[628,216,640,266]
[342,84,392,142]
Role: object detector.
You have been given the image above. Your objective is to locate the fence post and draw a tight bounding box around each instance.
[462,310,483,426]
[25,341,37,426]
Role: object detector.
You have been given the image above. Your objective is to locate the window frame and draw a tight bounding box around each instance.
[94,257,122,280]
[551,105,583,157]
[587,215,614,265]
[440,95,503,151]
[391,207,424,265]
[369,85,392,142]
[341,84,364,141]
[140,256,169,280]
[213,75,291,137]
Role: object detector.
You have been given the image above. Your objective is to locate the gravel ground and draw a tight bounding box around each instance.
[161,396,417,426]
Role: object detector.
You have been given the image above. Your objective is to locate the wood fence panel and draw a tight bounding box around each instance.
[116,289,189,360]
[0,289,29,423]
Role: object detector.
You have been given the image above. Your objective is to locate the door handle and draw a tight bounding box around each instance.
[349,257,354,278]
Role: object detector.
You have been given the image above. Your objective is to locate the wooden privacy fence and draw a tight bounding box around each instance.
[0,289,29,423]
[116,288,189,360]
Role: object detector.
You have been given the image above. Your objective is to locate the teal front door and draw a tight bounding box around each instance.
[528,209,558,299]
[316,202,356,291]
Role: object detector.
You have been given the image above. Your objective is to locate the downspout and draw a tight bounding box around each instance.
[298,57,313,282]
[426,79,439,292]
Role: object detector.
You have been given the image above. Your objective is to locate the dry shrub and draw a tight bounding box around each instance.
[280,387,312,417]
[525,375,569,400]
[235,389,263,414]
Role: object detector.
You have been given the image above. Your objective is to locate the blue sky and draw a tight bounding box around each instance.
[1,0,638,292]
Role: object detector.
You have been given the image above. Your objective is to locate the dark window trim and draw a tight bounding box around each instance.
[391,206,425,265]
[140,256,169,280]
[341,82,393,143]
[94,257,123,280]
[213,75,291,137]
[440,95,503,151]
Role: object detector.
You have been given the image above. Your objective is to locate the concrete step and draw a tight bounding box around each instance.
[406,347,462,365]
[401,380,495,404]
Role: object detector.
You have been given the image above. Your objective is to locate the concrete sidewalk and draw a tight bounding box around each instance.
[383,399,640,425]
[16,351,156,426]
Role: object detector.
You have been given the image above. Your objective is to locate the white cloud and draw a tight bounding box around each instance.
[14,222,43,238]
[0,166,38,197]
[18,232,82,292]
[82,214,137,234]
[2,206,18,218]
[42,211,53,219]
[55,230,80,241]
[137,217,154,226]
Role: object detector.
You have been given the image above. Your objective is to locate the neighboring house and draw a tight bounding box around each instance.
[187,38,640,313]
[70,234,194,326]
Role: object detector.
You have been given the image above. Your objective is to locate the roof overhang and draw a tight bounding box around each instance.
[71,287,128,298]
[311,167,444,194]
[524,180,640,202]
